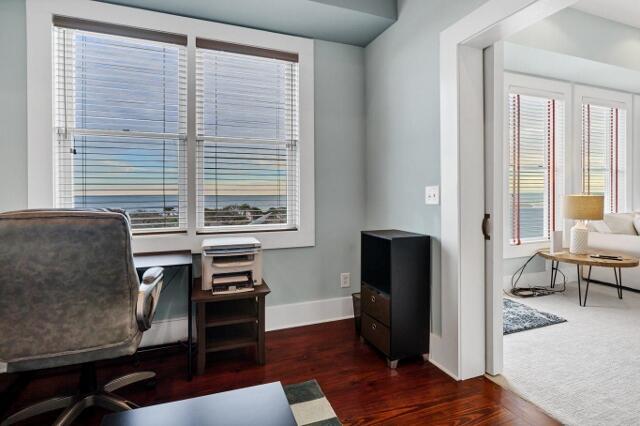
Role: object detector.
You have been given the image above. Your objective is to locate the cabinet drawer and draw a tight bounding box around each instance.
[362,284,390,326]
[362,313,390,355]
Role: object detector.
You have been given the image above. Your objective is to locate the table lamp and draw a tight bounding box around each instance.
[564,194,604,254]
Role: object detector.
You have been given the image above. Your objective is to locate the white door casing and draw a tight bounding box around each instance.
[437,0,579,380]
[483,42,504,376]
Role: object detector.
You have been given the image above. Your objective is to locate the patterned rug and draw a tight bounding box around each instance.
[503,298,567,335]
[284,380,341,425]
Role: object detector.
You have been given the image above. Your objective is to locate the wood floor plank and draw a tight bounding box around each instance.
[1,319,558,425]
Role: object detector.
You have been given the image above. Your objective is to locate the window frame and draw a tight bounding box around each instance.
[503,73,572,259]
[26,0,315,252]
[573,84,633,215]
[52,25,189,233]
[194,44,300,234]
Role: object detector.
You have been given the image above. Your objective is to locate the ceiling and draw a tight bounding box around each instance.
[573,0,640,30]
[95,0,397,46]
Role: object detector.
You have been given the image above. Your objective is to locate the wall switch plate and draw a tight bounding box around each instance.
[425,185,440,205]
[340,272,351,288]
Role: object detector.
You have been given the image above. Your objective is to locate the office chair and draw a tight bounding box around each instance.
[0,209,164,425]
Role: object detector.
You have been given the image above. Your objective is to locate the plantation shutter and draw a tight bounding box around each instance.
[53,19,188,232]
[195,39,299,232]
[508,93,565,245]
[581,103,626,213]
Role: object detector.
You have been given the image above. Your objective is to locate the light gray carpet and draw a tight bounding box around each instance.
[503,283,640,425]
[503,298,567,335]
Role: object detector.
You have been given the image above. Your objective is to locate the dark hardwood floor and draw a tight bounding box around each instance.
[2,319,558,425]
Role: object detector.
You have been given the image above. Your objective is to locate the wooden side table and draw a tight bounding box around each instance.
[192,279,270,375]
[537,249,639,306]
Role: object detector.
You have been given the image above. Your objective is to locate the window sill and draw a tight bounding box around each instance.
[131,226,314,253]
[503,241,549,259]
[195,225,297,235]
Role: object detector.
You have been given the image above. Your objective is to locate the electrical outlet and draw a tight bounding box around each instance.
[425,185,440,205]
[340,272,351,288]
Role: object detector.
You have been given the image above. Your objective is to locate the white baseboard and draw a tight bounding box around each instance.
[140,295,354,347]
[427,355,460,381]
[266,296,354,331]
[140,316,194,347]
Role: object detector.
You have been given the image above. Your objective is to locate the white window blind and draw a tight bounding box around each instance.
[581,103,627,213]
[195,39,299,232]
[53,21,188,232]
[508,93,565,245]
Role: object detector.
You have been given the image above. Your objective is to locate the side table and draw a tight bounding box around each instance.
[537,249,639,306]
[192,279,271,375]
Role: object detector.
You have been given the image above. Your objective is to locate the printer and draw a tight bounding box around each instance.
[201,237,263,294]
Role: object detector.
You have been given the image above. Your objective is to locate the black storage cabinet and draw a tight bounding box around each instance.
[360,230,430,368]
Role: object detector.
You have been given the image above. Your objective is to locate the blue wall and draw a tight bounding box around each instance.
[363,0,489,333]
[0,0,27,212]
[0,2,366,318]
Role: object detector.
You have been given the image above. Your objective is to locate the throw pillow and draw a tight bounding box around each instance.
[588,220,611,234]
[604,213,637,235]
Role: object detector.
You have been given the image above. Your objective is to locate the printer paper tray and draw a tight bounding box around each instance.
[212,287,255,295]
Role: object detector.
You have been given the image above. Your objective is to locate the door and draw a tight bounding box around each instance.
[483,42,504,376]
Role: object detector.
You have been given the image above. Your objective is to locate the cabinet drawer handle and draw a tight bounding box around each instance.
[371,323,377,331]
[371,295,376,303]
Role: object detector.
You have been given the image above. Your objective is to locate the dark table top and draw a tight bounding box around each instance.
[101,382,296,426]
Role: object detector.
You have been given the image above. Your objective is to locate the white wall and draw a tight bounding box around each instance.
[504,42,640,95]
[509,8,640,73]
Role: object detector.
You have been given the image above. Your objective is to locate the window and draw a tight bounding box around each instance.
[580,102,627,213]
[29,2,315,250]
[53,18,188,232]
[195,40,299,232]
[507,90,565,246]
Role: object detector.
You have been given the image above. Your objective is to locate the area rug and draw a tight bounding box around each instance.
[503,298,566,335]
[284,380,341,425]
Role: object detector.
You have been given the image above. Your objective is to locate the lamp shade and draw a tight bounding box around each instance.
[563,195,604,221]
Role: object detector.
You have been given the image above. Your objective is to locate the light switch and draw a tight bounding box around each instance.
[425,185,439,205]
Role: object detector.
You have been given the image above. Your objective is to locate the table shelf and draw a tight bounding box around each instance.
[205,323,257,352]
[205,299,257,328]
[193,278,270,375]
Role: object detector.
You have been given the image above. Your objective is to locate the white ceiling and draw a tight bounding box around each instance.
[573,0,640,30]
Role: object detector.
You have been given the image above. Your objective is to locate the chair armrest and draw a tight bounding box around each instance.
[137,267,164,331]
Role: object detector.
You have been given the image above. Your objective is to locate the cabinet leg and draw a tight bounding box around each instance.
[196,303,206,375]
[387,359,398,369]
[422,353,429,362]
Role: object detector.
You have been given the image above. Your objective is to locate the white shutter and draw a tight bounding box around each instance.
[508,93,565,245]
[53,23,188,232]
[195,41,299,232]
[581,103,626,213]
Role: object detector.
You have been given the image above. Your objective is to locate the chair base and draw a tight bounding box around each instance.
[1,366,155,426]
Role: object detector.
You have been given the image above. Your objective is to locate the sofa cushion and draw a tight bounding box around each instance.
[588,220,612,233]
[603,213,637,235]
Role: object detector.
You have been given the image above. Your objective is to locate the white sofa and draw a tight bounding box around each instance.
[586,212,640,291]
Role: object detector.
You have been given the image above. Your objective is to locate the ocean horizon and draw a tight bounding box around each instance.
[73,194,286,212]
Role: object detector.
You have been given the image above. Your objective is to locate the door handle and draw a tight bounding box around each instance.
[482,213,491,240]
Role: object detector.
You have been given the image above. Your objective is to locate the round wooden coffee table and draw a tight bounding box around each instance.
[537,249,639,307]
